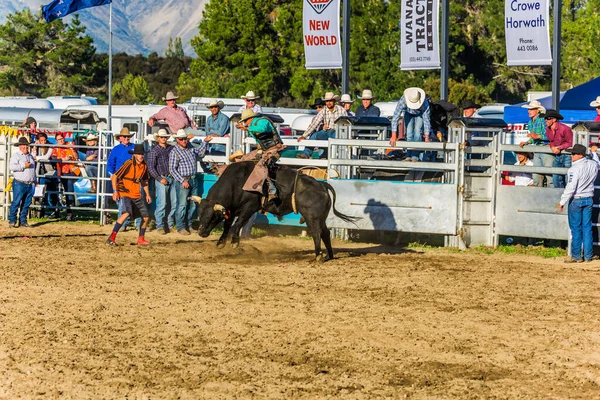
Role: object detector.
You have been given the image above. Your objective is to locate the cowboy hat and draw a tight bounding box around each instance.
[128,143,145,155]
[207,99,225,109]
[521,100,545,110]
[152,128,170,141]
[162,91,178,101]
[114,127,134,138]
[340,94,353,104]
[83,133,99,141]
[13,136,30,146]
[357,89,376,100]
[566,144,587,155]
[173,129,189,139]
[24,116,37,126]
[323,92,340,101]
[241,91,260,100]
[240,109,257,122]
[404,87,426,110]
[310,98,326,109]
[590,96,600,108]
[460,100,481,110]
[228,149,245,162]
[544,109,564,120]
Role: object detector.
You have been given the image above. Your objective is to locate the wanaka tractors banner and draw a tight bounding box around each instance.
[505,0,551,65]
[400,0,440,70]
[303,0,342,69]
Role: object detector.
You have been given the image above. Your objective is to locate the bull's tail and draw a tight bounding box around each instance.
[322,182,360,225]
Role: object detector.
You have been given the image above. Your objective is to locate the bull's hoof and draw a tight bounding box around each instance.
[216,241,226,249]
[231,242,239,249]
[315,254,325,263]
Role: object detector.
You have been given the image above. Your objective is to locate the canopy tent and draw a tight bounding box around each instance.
[504,76,600,124]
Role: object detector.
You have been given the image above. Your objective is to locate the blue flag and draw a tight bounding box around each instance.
[42,0,111,23]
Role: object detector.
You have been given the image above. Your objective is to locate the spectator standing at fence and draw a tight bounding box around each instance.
[106,144,152,246]
[82,133,100,192]
[32,132,56,217]
[340,94,355,117]
[390,87,431,162]
[519,100,554,187]
[205,99,230,155]
[148,91,196,134]
[148,129,176,234]
[8,137,36,228]
[107,128,135,226]
[169,129,212,235]
[51,133,80,221]
[356,89,380,117]
[558,144,598,263]
[544,109,573,188]
[296,92,347,159]
[591,97,600,122]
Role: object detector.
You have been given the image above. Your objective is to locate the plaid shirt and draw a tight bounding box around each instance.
[168,142,207,183]
[302,105,347,138]
[527,116,548,145]
[391,96,432,136]
[150,105,197,133]
[147,144,173,181]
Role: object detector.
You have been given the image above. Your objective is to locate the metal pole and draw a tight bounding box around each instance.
[551,0,562,111]
[108,1,113,131]
[440,0,449,100]
[341,0,350,94]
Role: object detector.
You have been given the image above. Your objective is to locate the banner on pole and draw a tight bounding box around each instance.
[505,0,551,65]
[303,0,342,69]
[400,0,441,70]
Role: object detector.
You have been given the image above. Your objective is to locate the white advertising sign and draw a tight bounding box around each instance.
[303,0,342,69]
[505,0,552,65]
[400,0,441,70]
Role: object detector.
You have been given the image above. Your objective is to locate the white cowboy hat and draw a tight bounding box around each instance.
[207,99,225,109]
[162,91,178,101]
[323,92,340,101]
[83,133,99,141]
[241,91,260,100]
[521,100,545,110]
[340,94,353,104]
[590,96,600,108]
[173,129,188,139]
[404,87,426,110]
[152,128,171,141]
[114,127,134,138]
[358,89,376,100]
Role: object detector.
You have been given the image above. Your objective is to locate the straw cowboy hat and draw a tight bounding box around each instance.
[521,100,545,111]
[162,91,178,101]
[207,99,225,109]
[152,128,170,141]
[358,89,376,100]
[323,92,340,101]
[173,129,188,139]
[240,109,257,122]
[114,127,134,138]
[228,149,245,162]
[590,96,600,107]
[241,91,260,100]
[404,87,426,110]
[128,143,145,155]
[340,94,353,104]
[83,133,99,142]
[13,136,30,146]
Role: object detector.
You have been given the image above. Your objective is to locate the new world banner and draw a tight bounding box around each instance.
[505,0,552,65]
[303,0,342,69]
[400,0,440,70]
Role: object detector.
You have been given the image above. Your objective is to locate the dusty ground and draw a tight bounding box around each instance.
[1,222,600,399]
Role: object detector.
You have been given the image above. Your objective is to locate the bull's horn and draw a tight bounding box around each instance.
[189,195,203,204]
[213,204,225,212]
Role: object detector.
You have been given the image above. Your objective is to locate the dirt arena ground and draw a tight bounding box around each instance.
[1,222,600,399]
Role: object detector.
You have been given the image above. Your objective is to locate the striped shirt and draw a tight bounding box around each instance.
[302,105,347,138]
[147,144,173,181]
[168,142,208,183]
[391,96,432,136]
[150,105,197,133]
[559,157,598,205]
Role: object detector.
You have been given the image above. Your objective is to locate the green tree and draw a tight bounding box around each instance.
[112,74,155,104]
[165,37,185,58]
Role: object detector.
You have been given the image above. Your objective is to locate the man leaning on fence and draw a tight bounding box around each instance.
[544,109,573,188]
[8,137,36,228]
[519,100,554,187]
[558,144,599,263]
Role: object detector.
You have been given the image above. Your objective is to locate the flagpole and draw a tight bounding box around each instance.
[108,0,113,131]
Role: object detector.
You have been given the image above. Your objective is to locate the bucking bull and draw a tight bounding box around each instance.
[193,161,357,261]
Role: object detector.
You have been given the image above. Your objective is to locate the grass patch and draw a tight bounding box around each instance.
[407,241,435,249]
[477,244,566,258]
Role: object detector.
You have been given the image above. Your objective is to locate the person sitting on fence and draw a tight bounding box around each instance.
[296,92,347,159]
[519,100,554,187]
[237,91,263,114]
[544,109,573,188]
[51,133,80,221]
[32,132,56,217]
[340,94,355,116]
[505,151,534,186]
[591,96,600,122]
[390,87,431,162]
[8,137,36,228]
[355,89,381,117]
[83,133,100,192]
[205,99,230,155]
[106,144,152,247]
[148,91,197,134]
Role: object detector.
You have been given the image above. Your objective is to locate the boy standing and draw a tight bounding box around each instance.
[106,144,152,246]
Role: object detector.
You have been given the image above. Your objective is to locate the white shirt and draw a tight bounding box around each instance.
[559,157,598,206]
[509,159,534,186]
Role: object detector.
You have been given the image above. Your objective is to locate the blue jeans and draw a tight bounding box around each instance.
[404,113,424,161]
[302,129,335,158]
[533,152,555,187]
[154,177,177,230]
[60,172,76,211]
[9,180,34,225]
[553,154,572,188]
[568,196,593,261]
[174,178,197,231]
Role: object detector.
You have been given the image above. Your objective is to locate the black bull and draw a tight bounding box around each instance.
[195,161,357,261]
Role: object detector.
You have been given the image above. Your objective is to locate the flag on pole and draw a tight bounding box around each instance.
[42,0,111,23]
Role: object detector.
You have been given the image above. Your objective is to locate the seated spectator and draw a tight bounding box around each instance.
[590,96,600,122]
[83,133,100,192]
[205,99,230,155]
[340,94,355,116]
[51,133,79,221]
[506,152,534,186]
[356,90,380,117]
